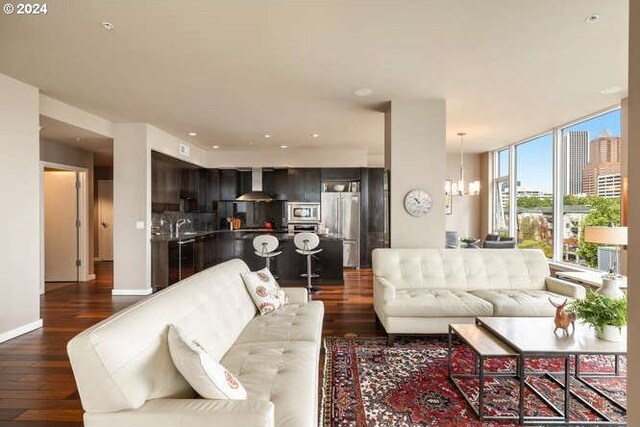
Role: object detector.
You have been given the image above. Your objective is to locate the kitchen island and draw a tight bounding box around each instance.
[151,230,344,290]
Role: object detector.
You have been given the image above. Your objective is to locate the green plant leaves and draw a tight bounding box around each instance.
[568,290,627,332]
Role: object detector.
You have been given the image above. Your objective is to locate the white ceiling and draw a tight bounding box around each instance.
[40,116,113,166]
[0,0,628,155]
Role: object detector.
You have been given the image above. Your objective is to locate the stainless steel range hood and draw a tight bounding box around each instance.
[236,168,273,202]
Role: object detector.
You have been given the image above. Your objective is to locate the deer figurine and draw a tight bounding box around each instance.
[549,298,576,335]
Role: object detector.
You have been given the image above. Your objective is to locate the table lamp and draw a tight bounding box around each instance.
[583,225,627,299]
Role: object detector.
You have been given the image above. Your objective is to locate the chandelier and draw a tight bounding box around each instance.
[449,132,480,196]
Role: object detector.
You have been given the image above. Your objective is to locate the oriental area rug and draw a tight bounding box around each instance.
[321,336,626,427]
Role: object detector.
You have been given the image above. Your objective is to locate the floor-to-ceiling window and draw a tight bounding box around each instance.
[560,109,622,269]
[491,106,623,272]
[493,149,510,234]
[515,134,554,258]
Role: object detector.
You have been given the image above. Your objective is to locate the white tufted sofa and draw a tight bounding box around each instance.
[67,259,324,427]
[373,248,585,338]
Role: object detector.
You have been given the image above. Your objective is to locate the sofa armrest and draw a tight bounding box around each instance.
[546,277,586,299]
[84,399,275,427]
[284,287,309,304]
[374,277,397,302]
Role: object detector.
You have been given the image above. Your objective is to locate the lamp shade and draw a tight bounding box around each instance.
[584,226,628,245]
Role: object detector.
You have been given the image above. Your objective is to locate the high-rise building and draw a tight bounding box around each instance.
[581,132,621,196]
[564,131,589,195]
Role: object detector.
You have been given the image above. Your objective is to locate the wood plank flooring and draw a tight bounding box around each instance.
[0,262,384,426]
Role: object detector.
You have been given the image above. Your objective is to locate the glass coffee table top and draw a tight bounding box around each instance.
[477,317,627,355]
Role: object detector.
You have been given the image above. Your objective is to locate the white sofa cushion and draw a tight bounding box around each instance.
[235,301,324,344]
[67,259,257,413]
[470,289,564,317]
[167,325,247,400]
[384,289,494,318]
[242,268,288,315]
[372,248,550,291]
[221,340,319,427]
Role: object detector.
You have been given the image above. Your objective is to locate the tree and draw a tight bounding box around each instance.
[518,239,553,258]
[577,197,621,268]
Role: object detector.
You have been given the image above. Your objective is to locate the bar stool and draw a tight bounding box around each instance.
[294,232,322,293]
[253,235,282,272]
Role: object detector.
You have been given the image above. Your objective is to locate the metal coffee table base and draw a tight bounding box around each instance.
[448,322,627,425]
[447,324,519,422]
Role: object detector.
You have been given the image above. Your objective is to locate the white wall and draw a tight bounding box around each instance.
[113,123,151,294]
[0,74,42,342]
[385,99,446,248]
[445,152,482,239]
[626,0,639,423]
[207,147,369,168]
[40,95,113,138]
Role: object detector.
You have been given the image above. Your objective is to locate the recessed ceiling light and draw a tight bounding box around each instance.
[311,133,320,138]
[600,85,623,95]
[212,145,220,149]
[585,14,600,24]
[188,132,197,137]
[101,22,114,30]
[353,88,373,97]
[280,145,288,149]
[263,133,272,138]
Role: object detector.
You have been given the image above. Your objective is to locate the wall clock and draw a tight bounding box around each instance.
[404,189,432,217]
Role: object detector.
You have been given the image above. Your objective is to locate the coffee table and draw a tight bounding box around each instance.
[449,317,627,425]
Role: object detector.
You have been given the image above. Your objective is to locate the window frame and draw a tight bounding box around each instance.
[491,104,622,270]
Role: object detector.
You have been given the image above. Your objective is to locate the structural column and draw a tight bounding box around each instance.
[113,123,152,295]
[385,99,446,248]
[626,1,640,423]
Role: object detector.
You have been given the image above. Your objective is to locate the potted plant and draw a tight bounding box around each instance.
[568,290,627,342]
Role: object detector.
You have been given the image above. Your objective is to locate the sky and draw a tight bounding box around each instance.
[501,109,621,193]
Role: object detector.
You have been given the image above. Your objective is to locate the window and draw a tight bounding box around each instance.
[491,107,623,272]
[560,109,622,269]
[515,134,554,258]
[493,149,510,233]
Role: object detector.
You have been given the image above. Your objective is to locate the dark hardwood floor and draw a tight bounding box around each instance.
[0,262,384,426]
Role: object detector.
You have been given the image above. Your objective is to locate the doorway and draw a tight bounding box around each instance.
[40,162,90,294]
[97,180,113,261]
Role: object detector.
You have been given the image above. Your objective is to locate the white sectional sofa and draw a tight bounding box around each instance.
[373,248,585,338]
[67,259,324,427]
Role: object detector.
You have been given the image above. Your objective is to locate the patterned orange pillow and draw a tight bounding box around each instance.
[242,268,289,315]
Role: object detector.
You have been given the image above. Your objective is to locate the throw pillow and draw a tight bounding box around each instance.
[167,324,247,400]
[242,268,288,315]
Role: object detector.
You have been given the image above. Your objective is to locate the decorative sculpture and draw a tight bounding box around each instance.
[549,298,576,335]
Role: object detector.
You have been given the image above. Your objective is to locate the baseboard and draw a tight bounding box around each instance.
[111,288,153,296]
[84,274,96,281]
[0,319,43,343]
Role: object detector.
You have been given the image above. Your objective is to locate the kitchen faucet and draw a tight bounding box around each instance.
[175,218,191,237]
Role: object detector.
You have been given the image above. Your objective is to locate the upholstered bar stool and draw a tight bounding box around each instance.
[253,234,282,272]
[294,232,322,293]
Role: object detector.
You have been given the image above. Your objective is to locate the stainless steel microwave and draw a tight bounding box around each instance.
[287,202,321,223]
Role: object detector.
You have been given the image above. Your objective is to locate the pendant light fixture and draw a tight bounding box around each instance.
[451,132,480,196]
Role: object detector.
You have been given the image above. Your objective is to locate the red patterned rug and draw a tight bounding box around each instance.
[321,336,627,426]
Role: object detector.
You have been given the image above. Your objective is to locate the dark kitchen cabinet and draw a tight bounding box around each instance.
[239,170,252,196]
[321,168,361,182]
[220,169,240,201]
[151,152,181,212]
[287,168,321,202]
[360,168,385,267]
[199,169,219,212]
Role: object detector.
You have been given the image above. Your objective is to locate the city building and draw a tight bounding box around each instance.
[581,133,622,196]
[564,130,589,195]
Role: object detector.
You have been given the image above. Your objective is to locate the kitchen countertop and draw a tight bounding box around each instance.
[151,229,344,242]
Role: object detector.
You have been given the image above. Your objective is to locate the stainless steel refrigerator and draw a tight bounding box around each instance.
[321,192,360,267]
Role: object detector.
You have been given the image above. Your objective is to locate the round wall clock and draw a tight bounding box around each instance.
[404,189,432,217]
